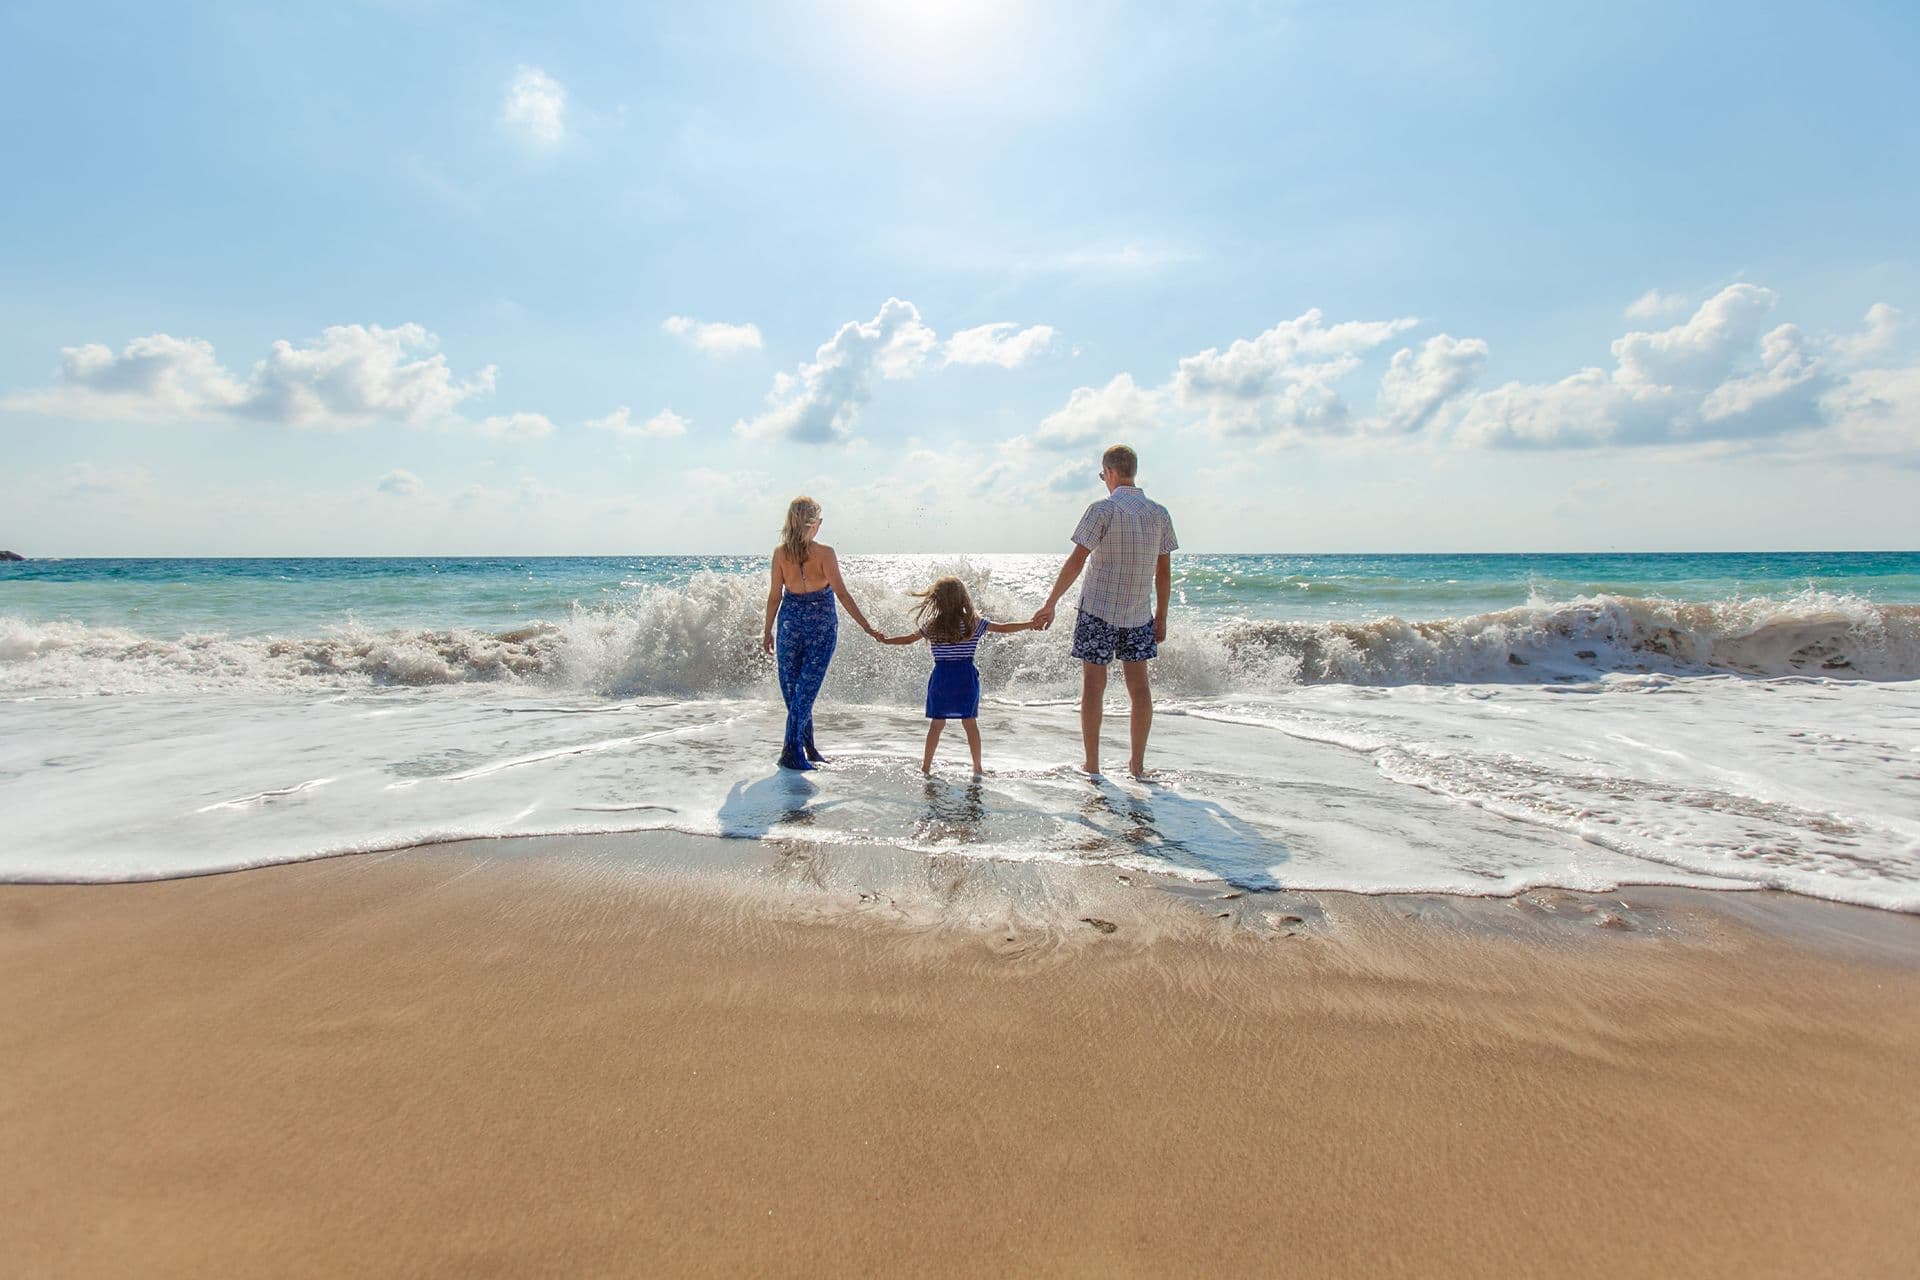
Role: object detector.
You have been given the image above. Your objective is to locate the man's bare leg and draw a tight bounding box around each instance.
[1080,661,1108,773]
[1122,659,1153,776]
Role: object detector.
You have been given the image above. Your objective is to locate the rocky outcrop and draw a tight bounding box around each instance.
[0,550,24,561]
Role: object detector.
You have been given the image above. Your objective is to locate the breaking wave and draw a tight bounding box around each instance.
[5,569,1918,699]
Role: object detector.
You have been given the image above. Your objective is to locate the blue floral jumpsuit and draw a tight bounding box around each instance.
[775,585,837,770]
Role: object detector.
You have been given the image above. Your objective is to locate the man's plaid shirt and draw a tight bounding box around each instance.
[1070,486,1179,627]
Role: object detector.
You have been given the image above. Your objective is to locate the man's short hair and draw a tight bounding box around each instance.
[1102,445,1138,479]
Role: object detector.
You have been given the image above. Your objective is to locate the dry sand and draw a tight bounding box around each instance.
[4,835,1918,1278]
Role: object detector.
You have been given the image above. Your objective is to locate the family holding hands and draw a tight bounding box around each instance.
[761,445,1178,778]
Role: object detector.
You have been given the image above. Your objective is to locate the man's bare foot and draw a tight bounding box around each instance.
[1078,762,1102,776]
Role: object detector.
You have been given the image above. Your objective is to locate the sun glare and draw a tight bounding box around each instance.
[829,0,1035,95]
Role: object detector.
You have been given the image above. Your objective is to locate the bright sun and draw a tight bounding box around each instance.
[828,0,1032,94]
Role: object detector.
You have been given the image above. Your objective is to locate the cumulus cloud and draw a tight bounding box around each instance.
[476,412,556,441]
[1033,373,1159,449]
[244,324,498,427]
[1375,334,1489,435]
[377,469,425,497]
[501,66,566,146]
[1456,285,1835,449]
[14,334,247,420]
[945,322,1057,368]
[1820,362,1920,459]
[735,298,938,444]
[1833,303,1902,363]
[1025,310,1471,455]
[586,406,689,438]
[1625,289,1689,320]
[1172,310,1419,439]
[3,323,497,428]
[662,315,764,355]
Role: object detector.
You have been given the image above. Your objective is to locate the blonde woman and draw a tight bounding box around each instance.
[762,497,880,770]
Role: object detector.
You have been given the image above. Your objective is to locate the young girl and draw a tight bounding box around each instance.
[876,576,1035,774]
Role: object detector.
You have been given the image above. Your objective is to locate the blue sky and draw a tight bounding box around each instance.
[3,0,1917,554]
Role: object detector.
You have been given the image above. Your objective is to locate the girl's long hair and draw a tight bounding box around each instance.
[779,496,821,569]
[912,576,978,644]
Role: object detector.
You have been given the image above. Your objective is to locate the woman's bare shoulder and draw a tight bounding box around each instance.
[812,542,838,560]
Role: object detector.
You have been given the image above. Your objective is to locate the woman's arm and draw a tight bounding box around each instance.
[763,555,783,655]
[818,547,880,636]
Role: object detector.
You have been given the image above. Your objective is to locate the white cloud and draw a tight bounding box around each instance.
[1625,289,1689,321]
[662,315,764,355]
[476,412,556,441]
[735,298,938,444]
[1375,334,1488,435]
[587,406,689,438]
[1033,373,1160,449]
[1611,284,1777,393]
[1173,310,1419,440]
[945,322,1057,368]
[12,334,246,420]
[1833,303,1902,363]
[4,324,497,428]
[377,469,425,497]
[1820,362,1920,459]
[501,67,566,146]
[244,324,497,427]
[1456,285,1835,449]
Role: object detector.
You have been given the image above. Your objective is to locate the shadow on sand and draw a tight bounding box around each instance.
[1076,776,1286,891]
[717,770,838,840]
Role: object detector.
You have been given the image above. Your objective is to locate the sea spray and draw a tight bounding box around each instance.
[6,580,1919,697]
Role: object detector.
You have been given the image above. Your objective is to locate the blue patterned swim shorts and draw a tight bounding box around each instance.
[1071,609,1157,665]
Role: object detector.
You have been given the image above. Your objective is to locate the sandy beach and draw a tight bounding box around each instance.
[4,834,1917,1278]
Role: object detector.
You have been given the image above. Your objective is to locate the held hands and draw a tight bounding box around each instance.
[1031,602,1056,631]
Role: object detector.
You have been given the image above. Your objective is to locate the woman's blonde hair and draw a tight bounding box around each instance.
[912,576,978,645]
[779,496,822,568]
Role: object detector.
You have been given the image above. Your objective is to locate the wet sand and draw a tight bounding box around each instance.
[4,835,1918,1277]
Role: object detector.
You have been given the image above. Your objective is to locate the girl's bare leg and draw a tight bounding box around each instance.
[961,719,982,774]
[922,720,944,774]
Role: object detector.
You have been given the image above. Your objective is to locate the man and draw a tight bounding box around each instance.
[1031,444,1178,777]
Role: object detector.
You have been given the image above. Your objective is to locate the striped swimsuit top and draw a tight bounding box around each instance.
[923,617,990,664]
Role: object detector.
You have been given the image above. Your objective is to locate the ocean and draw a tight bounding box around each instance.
[4,552,1918,910]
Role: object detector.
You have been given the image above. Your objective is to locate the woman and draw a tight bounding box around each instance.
[762,496,880,771]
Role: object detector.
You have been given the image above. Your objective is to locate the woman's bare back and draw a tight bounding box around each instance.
[774,543,833,594]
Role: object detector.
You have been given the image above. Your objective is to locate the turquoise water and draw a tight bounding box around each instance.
[6,552,1919,637]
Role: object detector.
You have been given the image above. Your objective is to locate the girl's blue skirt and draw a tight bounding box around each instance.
[925,663,981,720]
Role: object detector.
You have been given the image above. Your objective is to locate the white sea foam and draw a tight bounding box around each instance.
[4,579,1917,700]
[5,571,1918,909]
[3,673,1917,911]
